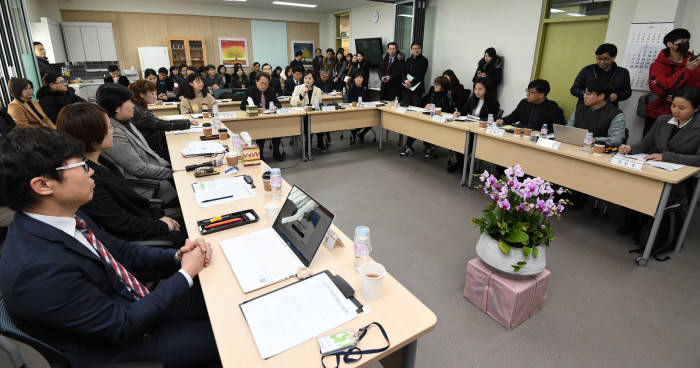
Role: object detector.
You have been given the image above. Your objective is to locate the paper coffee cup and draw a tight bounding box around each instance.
[203,111,210,118]
[513,127,523,135]
[305,105,312,112]
[263,179,271,192]
[264,202,280,221]
[203,128,212,136]
[360,262,386,301]
[593,144,605,154]
[435,107,442,114]
[352,102,358,107]
[479,121,487,128]
[524,128,533,136]
[226,153,238,166]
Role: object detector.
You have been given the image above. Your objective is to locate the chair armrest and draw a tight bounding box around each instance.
[131,240,174,248]
[148,198,164,209]
[126,178,160,189]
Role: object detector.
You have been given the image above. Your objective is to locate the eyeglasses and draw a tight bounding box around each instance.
[596,57,611,62]
[525,89,543,95]
[56,159,89,173]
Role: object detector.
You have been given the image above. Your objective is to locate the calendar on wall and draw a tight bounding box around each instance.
[621,22,675,91]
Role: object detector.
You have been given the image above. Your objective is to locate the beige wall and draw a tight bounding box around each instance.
[60,10,319,73]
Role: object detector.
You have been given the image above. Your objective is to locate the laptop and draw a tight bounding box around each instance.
[221,185,335,293]
[553,124,588,146]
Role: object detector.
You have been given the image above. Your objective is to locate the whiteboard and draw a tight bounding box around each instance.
[250,20,288,70]
[137,47,171,77]
[621,23,675,91]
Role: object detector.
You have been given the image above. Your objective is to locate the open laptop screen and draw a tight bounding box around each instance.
[272,186,335,267]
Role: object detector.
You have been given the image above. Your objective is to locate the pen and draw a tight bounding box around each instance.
[203,213,237,224]
[204,218,243,229]
[202,195,233,203]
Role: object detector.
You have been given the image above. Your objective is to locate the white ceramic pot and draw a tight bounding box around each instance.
[475,233,546,278]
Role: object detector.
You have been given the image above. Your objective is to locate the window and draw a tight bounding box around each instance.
[335,13,349,51]
[394,2,413,54]
[547,0,611,19]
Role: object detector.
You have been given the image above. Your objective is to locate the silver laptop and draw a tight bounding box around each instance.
[553,124,589,146]
[220,186,335,293]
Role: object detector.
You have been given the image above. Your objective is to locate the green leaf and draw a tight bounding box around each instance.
[512,265,521,272]
[498,239,511,255]
[532,246,539,258]
[516,261,526,266]
[522,246,531,257]
[504,230,529,245]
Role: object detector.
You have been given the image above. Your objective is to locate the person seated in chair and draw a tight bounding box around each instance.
[496,79,565,131]
[37,73,86,123]
[0,127,219,367]
[401,76,454,159]
[348,72,371,144]
[566,79,626,147]
[291,70,326,152]
[240,73,284,161]
[284,66,304,96]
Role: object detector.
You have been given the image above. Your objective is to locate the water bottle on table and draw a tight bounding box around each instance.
[487,113,494,127]
[212,103,219,117]
[540,124,548,138]
[270,168,282,200]
[393,97,399,108]
[583,132,594,152]
[353,226,372,272]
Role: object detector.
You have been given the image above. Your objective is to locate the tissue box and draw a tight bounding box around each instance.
[242,144,261,166]
[463,258,550,330]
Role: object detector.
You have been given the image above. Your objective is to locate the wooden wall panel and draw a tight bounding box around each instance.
[59,10,319,73]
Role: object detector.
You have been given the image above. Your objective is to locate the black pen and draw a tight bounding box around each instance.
[202,195,233,203]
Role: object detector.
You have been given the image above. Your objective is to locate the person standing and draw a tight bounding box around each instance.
[570,43,631,108]
[33,42,56,78]
[262,63,282,96]
[379,42,403,102]
[645,28,700,134]
[312,48,324,76]
[322,48,336,72]
[290,51,304,70]
[402,42,428,107]
[249,62,261,82]
[472,47,504,94]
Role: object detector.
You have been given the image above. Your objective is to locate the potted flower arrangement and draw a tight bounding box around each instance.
[472,165,569,277]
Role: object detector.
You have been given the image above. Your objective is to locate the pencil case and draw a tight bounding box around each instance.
[197,209,260,235]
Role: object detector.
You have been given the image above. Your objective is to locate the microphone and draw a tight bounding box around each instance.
[186,160,221,172]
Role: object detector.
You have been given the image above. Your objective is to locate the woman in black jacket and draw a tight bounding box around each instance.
[218,64,232,88]
[472,47,504,94]
[129,79,194,161]
[56,102,185,246]
[36,73,86,123]
[450,78,501,172]
[401,76,454,159]
[231,64,249,89]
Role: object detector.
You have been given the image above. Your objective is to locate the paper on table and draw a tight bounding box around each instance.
[162,114,190,121]
[192,176,255,207]
[180,141,225,157]
[240,272,359,359]
[190,113,203,119]
[170,127,204,135]
[619,153,649,161]
[218,112,237,119]
[407,106,428,113]
[646,161,685,171]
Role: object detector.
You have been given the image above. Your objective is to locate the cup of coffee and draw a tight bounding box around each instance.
[479,121,487,128]
[264,202,280,221]
[435,107,442,115]
[305,105,312,112]
[156,100,163,105]
[203,111,210,118]
[593,144,605,154]
[352,101,358,108]
[262,171,271,192]
[524,128,533,136]
[513,127,523,135]
[202,123,212,136]
[258,108,264,115]
[225,152,238,166]
[218,128,228,140]
[359,262,386,301]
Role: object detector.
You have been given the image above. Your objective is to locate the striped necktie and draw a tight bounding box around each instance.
[74,216,149,299]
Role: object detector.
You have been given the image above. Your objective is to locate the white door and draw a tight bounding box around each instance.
[97,26,118,61]
[62,26,86,62]
[80,27,101,62]
[48,19,67,63]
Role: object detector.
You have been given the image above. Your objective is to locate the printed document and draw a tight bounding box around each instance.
[192,176,255,207]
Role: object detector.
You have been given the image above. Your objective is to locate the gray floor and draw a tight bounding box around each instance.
[3,131,700,367]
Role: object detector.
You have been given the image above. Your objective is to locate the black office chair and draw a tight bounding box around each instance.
[0,298,163,368]
[496,109,504,120]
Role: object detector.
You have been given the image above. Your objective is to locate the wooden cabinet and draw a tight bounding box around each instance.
[167,38,207,67]
[61,22,118,62]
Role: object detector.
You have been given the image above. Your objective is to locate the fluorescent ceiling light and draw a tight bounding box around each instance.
[550,8,565,13]
[567,12,585,16]
[223,0,247,2]
[272,1,317,7]
[397,14,413,17]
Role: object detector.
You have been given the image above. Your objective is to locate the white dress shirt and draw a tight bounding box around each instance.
[472,99,484,117]
[24,212,193,287]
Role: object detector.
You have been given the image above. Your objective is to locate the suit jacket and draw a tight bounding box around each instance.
[290,84,322,107]
[284,77,302,96]
[378,54,404,100]
[632,113,700,167]
[0,210,186,367]
[101,118,177,204]
[7,98,55,129]
[81,157,169,240]
[240,85,282,110]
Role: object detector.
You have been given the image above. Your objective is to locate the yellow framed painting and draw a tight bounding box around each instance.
[219,38,248,66]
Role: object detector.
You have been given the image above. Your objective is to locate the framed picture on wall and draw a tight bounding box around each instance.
[291,40,314,66]
[219,38,249,66]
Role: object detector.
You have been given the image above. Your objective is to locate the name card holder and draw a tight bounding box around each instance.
[536,138,561,150]
[485,126,505,137]
[396,107,408,114]
[610,156,644,170]
[321,106,336,112]
[431,115,447,123]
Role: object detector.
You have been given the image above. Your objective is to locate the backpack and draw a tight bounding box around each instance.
[631,203,684,261]
[636,93,659,119]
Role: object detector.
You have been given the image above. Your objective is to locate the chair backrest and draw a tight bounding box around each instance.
[0,107,17,136]
[213,88,232,99]
[496,109,504,120]
[0,298,70,367]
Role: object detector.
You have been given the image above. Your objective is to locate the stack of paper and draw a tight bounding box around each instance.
[180,141,225,157]
[162,114,190,121]
[170,127,203,135]
[192,177,255,207]
[407,106,428,113]
[615,153,686,171]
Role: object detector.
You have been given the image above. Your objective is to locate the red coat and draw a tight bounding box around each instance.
[647,50,700,119]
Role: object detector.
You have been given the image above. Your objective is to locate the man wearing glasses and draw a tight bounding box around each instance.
[570,43,631,108]
[0,127,220,366]
[37,73,86,123]
[496,79,565,131]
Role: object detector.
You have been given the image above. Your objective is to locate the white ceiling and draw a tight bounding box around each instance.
[166,0,382,13]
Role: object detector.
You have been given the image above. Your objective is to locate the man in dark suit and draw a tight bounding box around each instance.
[290,50,304,71]
[379,42,404,102]
[240,73,284,161]
[284,66,304,96]
[0,127,220,368]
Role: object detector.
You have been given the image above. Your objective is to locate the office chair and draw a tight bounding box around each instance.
[0,298,163,368]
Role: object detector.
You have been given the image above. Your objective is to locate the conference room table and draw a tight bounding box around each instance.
[149,94,343,116]
[306,106,382,160]
[170,154,437,367]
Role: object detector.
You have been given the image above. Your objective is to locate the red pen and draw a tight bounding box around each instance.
[204,218,243,229]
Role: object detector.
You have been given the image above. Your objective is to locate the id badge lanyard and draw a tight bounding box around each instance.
[321,322,390,368]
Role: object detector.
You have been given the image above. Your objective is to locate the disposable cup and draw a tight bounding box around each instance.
[360,262,386,301]
[264,202,280,221]
[593,144,604,154]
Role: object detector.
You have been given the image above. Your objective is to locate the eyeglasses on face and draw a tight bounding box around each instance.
[525,89,543,95]
[56,159,89,173]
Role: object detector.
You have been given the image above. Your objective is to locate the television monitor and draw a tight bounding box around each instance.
[354,37,383,68]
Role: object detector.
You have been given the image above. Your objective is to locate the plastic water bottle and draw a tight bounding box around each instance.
[212,103,219,117]
[540,124,548,137]
[231,133,242,156]
[430,104,436,117]
[393,97,399,108]
[269,101,275,111]
[583,132,594,152]
[270,168,282,200]
[358,96,363,106]
[487,114,494,127]
[353,226,372,272]
[342,86,347,96]
[213,115,221,130]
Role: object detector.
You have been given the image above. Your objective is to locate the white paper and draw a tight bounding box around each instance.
[646,161,685,171]
[431,115,447,123]
[240,272,359,359]
[618,153,649,161]
[406,74,414,81]
[170,127,203,135]
[162,114,190,121]
[218,112,237,119]
[276,108,292,115]
[485,126,505,137]
[409,81,421,92]
[396,107,408,114]
[321,106,336,111]
[190,113,203,119]
[162,101,178,106]
[192,176,255,207]
[407,106,427,113]
[343,76,350,83]
[180,141,225,157]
